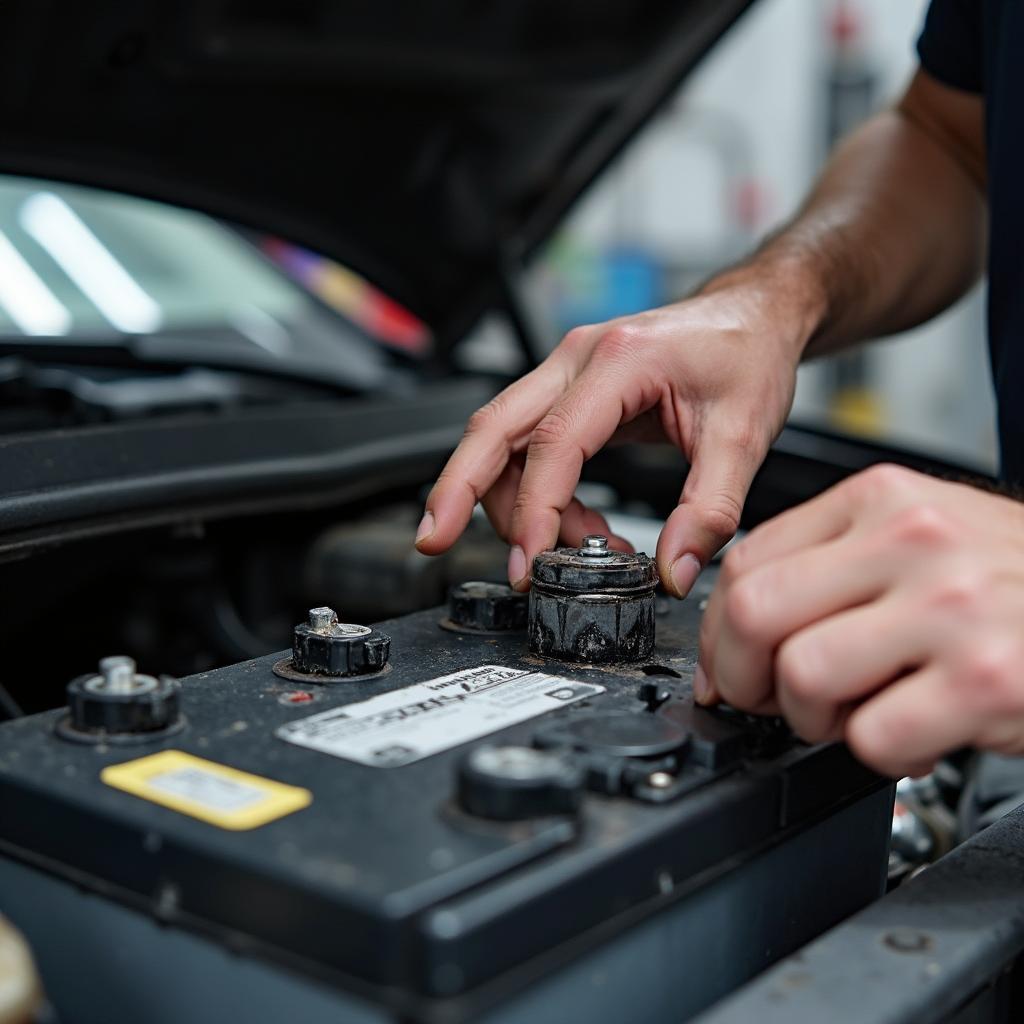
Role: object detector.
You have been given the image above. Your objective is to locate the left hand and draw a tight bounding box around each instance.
[697,464,1024,778]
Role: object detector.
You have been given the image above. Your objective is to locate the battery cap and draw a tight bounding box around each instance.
[458,744,584,820]
[292,607,390,676]
[445,581,528,633]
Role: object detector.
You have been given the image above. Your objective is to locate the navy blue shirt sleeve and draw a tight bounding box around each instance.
[917,0,984,93]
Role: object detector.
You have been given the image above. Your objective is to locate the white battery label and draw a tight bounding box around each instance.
[275,664,604,767]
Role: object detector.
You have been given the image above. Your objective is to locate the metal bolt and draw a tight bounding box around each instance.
[648,771,674,790]
[579,535,610,557]
[99,656,137,694]
[308,607,337,632]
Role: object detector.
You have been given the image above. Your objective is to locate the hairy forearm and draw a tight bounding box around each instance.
[700,71,987,360]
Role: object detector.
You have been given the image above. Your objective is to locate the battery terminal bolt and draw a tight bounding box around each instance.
[579,535,611,557]
[98,655,142,694]
[308,607,338,633]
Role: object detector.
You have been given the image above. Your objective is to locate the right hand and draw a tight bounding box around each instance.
[415,277,813,596]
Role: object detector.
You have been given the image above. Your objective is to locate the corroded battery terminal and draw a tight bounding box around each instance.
[279,607,391,681]
[527,535,656,664]
[57,656,184,744]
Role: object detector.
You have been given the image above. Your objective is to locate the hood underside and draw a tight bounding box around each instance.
[0,0,755,353]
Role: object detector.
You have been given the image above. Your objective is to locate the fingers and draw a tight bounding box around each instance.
[505,365,642,588]
[845,667,969,778]
[709,488,850,580]
[723,463,918,578]
[558,499,634,552]
[694,465,924,707]
[416,358,576,556]
[480,456,524,539]
[505,497,633,586]
[656,417,765,599]
[703,532,893,712]
[483,456,632,550]
[773,596,929,743]
[485,462,633,584]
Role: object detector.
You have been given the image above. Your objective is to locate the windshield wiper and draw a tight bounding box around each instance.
[0,326,416,397]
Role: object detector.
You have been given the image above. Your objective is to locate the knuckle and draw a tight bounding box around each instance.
[433,466,460,490]
[846,462,914,504]
[509,494,554,535]
[886,504,956,549]
[961,643,1023,711]
[434,463,477,497]
[560,325,592,352]
[865,461,915,491]
[923,568,986,616]
[845,713,902,777]
[593,323,644,363]
[719,420,764,455]
[697,496,743,545]
[465,398,505,437]
[530,407,575,450]
[724,577,768,643]
[774,639,822,704]
[508,497,532,525]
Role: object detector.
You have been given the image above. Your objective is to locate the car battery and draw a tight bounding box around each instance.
[0,542,893,1024]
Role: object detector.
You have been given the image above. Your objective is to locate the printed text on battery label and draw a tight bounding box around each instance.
[276,665,604,767]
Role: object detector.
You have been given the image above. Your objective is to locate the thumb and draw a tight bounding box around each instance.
[656,422,764,597]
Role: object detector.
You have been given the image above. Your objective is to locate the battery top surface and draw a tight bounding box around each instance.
[0,568,882,1012]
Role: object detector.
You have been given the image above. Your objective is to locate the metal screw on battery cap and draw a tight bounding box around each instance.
[308,607,338,633]
[98,656,138,694]
[648,771,674,790]
[579,535,611,558]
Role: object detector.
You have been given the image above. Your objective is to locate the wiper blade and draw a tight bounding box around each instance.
[0,328,414,397]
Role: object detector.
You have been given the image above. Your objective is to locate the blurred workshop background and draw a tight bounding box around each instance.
[478,0,993,472]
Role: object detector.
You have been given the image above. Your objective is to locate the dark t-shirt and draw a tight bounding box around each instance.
[917,1,1022,481]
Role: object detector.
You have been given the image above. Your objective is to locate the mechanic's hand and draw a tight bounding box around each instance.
[698,464,1024,778]
[415,283,807,595]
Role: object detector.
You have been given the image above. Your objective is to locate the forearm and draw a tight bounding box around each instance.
[701,70,987,360]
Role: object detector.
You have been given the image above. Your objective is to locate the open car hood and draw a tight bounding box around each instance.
[0,0,755,355]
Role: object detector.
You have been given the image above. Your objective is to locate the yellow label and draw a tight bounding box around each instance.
[101,750,311,830]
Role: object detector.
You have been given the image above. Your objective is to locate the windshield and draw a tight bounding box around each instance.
[0,176,429,392]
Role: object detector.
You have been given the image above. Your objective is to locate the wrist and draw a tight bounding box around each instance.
[697,251,830,364]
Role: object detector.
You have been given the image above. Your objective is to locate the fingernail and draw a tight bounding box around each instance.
[508,545,527,586]
[415,511,435,545]
[669,553,702,597]
[693,663,711,705]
